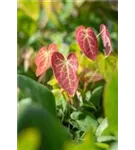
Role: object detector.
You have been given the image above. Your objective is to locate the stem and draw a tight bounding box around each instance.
[80,132,86,140]
[38,71,46,83]
[79,53,84,66]
[84,61,99,90]
[90,69,98,82]
[96,28,105,38]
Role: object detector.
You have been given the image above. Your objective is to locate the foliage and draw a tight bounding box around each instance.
[17,0,118,150]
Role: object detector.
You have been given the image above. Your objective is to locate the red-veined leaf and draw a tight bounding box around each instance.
[100,24,112,56]
[35,43,57,76]
[51,52,79,96]
[76,26,98,60]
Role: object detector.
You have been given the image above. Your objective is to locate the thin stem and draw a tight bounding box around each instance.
[96,28,105,38]
[80,131,86,140]
[79,53,84,66]
[38,71,46,83]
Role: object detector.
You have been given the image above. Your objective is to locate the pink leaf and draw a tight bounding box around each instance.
[76,26,98,60]
[51,52,79,96]
[35,43,57,76]
[100,24,112,56]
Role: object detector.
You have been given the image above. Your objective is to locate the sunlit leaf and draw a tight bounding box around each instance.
[64,131,104,150]
[35,43,58,76]
[18,0,39,21]
[18,128,40,150]
[96,118,108,137]
[51,52,79,96]
[104,71,118,136]
[96,142,109,150]
[47,76,59,89]
[97,135,117,143]
[97,53,118,80]
[42,1,62,27]
[74,0,85,7]
[100,24,112,56]
[76,26,98,60]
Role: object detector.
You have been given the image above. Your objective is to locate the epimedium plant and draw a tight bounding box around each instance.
[34,24,112,97]
[18,24,118,150]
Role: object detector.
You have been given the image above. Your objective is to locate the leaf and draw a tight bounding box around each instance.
[18,104,69,150]
[96,143,109,150]
[110,142,118,150]
[100,24,112,56]
[17,74,56,117]
[18,128,40,150]
[64,131,104,150]
[59,0,74,23]
[76,26,98,60]
[97,54,118,80]
[18,0,39,21]
[51,52,79,96]
[17,98,32,118]
[47,76,59,89]
[35,43,57,76]
[96,118,108,137]
[70,111,98,132]
[42,1,61,27]
[74,0,85,7]
[90,86,103,108]
[104,71,118,136]
[97,135,117,143]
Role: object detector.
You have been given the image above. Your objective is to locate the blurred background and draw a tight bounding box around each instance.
[17,0,118,81]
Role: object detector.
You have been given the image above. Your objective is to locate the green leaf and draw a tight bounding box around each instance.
[64,131,105,150]
[104,71,118,136]
[97,135,117,143]
[18,128,40,150]
[90,86,103,107]
[18,104,69,150]
[96,118,108,137]
[95,142,109,150]
[82,101,97,111]
[17,98,32,118]
[70,111,98,132]
[18,0,39,21]
[97,54,118,81]
[109,142,118,150]
[59,0,74,23]
[17,74,56,117]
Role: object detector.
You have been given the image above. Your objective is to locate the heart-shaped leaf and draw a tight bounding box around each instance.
[35,43,57,76]
[100,24,112,56]
[76,26,98,60]
[51,52,79,96]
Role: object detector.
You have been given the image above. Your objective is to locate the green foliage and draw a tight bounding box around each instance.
[70,111,98,132]
[18,0,40,21]
[18,128,40,150]
[104,71,118,137]
[17,74,56,116]
[97,54,118,80]
[18,103,69,150]
[17,1,118,150]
